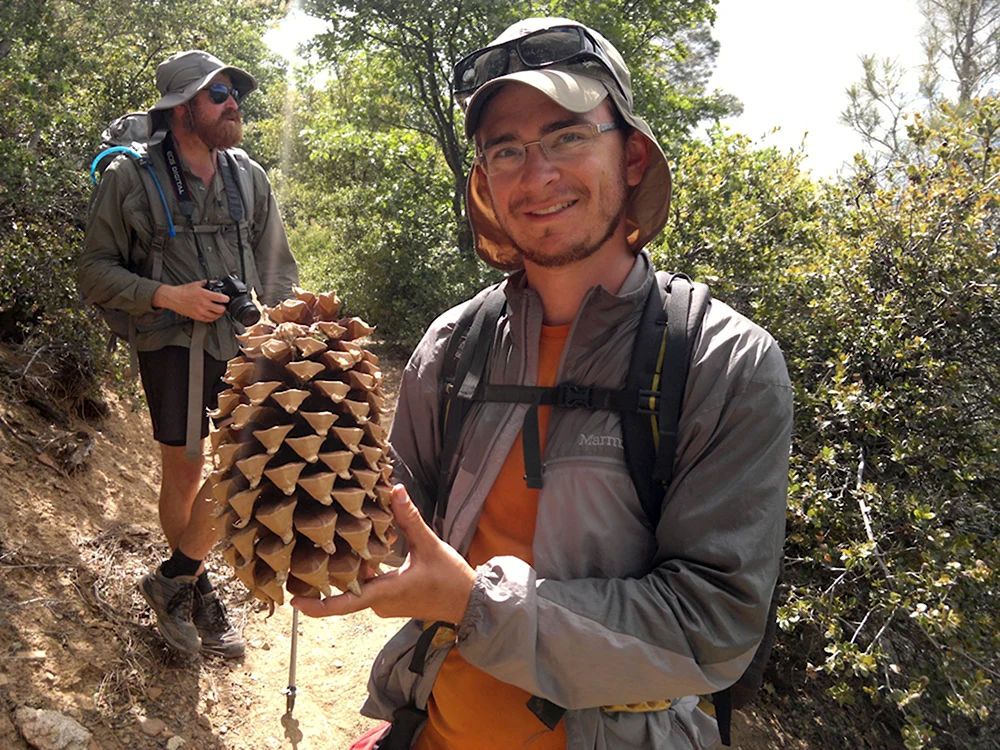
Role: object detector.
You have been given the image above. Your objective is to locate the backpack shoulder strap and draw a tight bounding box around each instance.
[137,160,172,284]
[622,271,710,528]
[436,284,506,519]
[654,273,710,485]
[220,149,256,222]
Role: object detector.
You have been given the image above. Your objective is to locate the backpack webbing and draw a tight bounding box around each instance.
[436,272,707,525]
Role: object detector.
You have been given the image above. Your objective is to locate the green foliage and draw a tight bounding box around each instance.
[259,71,497,354]
[842,0,1000,168]
[654,100,1000,749]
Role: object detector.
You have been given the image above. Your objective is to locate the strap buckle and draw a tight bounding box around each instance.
[557,383,593,409]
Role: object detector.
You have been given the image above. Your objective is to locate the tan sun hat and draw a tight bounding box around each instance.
[460,18,672,271]
[147,50,257,135]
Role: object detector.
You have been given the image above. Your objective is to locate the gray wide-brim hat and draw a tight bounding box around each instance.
[462,18,672,272]
[147,50,257,135]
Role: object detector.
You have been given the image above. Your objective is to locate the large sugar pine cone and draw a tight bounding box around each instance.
[209,287,395,608]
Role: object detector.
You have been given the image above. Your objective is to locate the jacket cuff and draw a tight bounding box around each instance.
[135,278,163,314]
[457,566,492,644]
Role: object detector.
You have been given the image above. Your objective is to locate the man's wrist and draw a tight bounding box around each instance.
[150,283,172,311]
[448,564,478,626]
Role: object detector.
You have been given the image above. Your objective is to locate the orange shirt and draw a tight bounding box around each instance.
[416,323,570,750]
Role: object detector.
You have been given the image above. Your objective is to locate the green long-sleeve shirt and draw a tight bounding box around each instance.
[78,143,298,360]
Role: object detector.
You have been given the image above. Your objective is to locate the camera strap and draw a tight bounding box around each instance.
[161,133,215,457]
[161,134,212,280]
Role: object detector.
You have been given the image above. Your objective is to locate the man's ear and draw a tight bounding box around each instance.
[624,130,651,188]
[170,102,189,132]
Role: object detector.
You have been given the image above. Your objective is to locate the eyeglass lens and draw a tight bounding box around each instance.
[481,123,616,175]
[458,48,509,93]
[517,27,585,66]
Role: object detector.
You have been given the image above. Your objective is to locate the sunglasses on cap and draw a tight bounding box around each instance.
[206,83,245,105]
[453,25,627,105]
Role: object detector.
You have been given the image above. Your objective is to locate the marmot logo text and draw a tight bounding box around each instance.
[577,434,624,450]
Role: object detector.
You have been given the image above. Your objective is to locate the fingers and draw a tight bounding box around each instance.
[290,571,399,618]
[291,592,366,618]
[389,484,434,549]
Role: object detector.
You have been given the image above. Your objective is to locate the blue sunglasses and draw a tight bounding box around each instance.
[206,83,244,105]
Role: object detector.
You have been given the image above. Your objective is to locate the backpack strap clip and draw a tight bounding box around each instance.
[556,383,594,409]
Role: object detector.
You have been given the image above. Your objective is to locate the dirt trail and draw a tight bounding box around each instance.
[0,351,408,750]
[0,351,803,750]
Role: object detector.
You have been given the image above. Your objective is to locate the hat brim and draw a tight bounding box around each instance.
[465,73,672,272]
[464,69,608,139]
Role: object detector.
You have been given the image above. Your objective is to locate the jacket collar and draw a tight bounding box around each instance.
[502,250,655,334]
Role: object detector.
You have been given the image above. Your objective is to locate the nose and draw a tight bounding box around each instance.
[519,141,558,187]
[223,94,239,110]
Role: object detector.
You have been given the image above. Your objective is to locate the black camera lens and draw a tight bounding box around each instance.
[206,275,260,326]
[230,297,260,326]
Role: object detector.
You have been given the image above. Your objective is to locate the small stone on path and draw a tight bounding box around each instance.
[138,717,167,736]
[167,737,187,749]
[14,707,92,750]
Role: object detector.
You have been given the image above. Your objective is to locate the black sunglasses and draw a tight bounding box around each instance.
[453,25,626,104]
[206,83,244,105]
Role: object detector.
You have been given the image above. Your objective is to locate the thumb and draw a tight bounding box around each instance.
[390,484,435,549]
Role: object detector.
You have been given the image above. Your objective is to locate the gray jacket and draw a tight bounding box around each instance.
[366,252,793,749]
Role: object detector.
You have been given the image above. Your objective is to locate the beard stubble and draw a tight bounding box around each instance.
[497,154,630,269]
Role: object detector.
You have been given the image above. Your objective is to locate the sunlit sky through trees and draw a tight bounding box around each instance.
[712,0,925,177]
[266,2,927,178]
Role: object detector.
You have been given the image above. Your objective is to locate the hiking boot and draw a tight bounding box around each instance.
[193,589,246,658]
[138,570,201,654]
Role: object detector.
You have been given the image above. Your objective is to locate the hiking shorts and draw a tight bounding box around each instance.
[137,345,229,447]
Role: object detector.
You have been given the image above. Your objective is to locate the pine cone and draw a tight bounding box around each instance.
[209,287,395,607]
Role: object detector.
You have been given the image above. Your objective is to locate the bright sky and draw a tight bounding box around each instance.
[266,2,929,178]
[712,0,926,177]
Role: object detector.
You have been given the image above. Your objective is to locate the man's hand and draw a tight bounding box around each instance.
[291,485,477,624]
[152,281,229,322]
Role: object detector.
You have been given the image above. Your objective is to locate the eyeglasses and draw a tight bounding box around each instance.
[453,25,627,105]
[206,83,244,105]
[477,122,619,176]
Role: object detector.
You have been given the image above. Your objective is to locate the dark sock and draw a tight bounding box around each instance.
[160,548,202,579]
[196,571,214,596]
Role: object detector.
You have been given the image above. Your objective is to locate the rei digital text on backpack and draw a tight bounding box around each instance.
[379,272,780,750]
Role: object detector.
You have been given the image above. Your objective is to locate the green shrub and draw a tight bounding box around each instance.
[654,105,999,748]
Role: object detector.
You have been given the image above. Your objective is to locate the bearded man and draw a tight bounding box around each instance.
[79,50,298,658]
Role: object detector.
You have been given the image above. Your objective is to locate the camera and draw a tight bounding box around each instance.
[205,274,260,326]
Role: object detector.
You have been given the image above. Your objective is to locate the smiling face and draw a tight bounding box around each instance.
[180,73,243,150]
[476,82,648,269]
